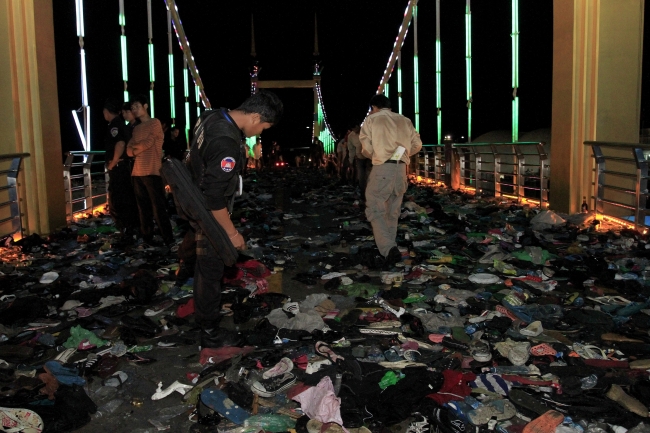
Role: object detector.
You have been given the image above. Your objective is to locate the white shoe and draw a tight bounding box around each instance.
[378,299,405,317]
[151,380,193,400]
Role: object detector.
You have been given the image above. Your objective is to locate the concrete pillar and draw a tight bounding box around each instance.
[551,0,644,214]
[0,0,66,235]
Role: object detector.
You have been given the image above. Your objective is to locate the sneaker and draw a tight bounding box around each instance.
[250,372,296,397]
[262,357,294,379]
[407,413,430,433]
[282,301,300,317]
[469,339,492,363]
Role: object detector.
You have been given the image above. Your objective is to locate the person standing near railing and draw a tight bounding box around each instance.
[360,94,422,267]
[349,124,370,203]
[126,94,174,246]
[103,99,140,240]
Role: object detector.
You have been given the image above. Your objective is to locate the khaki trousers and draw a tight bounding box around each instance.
[364,162,407,256]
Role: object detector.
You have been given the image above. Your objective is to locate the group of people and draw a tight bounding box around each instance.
[103,90,420,346]
[102,95,185,247]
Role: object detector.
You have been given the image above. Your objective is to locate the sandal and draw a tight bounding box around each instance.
[530,343,557,357]
[572,342,606,359]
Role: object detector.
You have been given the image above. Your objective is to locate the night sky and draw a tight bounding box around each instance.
[51,1,649,156]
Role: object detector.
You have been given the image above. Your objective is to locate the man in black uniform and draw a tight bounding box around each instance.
[103,98,139,238]
[184,91,283,347]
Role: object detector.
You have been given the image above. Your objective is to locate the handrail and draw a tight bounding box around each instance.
[0,153,29,239]
[63,151,109,222]
[585,141,649,231]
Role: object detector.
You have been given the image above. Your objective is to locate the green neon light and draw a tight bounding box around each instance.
[413,4,419,132]
[168,54,175,119]
[195,86,200,117]
[385,82,389,98]
[183,68,189,98]
[465,1,472,142]
[148,44,155,82]
[120,36,128,82]
[185,101,190,141]
[123,90,129,103]
[149,89,155,118]
[119,13,125,26]
[397,54,403,115]
[512,0,519,142]
[436,40,442,145]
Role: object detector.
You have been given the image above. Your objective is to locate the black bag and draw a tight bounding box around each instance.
[161,157,238,266]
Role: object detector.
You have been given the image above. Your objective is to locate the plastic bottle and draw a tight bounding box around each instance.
[333,373,342,396]
[582,197,589,213]
[157,404,193,420]
[244,414,296,432]
[580,374,598,390]
[489,365,531,375]
[92,399,123,419]
[91,385,118,406]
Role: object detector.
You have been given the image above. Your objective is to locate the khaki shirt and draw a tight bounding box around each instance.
[347,131,365,161]
[360,109,422,165]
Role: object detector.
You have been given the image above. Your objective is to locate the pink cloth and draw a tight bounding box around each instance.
[292,376,345,427]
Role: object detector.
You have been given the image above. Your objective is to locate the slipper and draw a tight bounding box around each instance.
[467,399,516,425]
[496,305,520,322]
[144,299,175,317]
[102,371,128,387]
[522,410,564,433]
[151,380,193,400]
[530,344,557,357]
[200,388,250,425]
[572,342,606,359]
[0,407,44,433]
[314,341,344,363]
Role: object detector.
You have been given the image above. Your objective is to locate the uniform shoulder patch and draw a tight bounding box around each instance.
[110,127,119,137]
[221,156,236,172]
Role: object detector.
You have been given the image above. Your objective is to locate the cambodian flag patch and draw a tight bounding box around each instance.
[221,156,236,172]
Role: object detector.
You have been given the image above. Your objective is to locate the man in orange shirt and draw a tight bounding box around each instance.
[126,94,174,246]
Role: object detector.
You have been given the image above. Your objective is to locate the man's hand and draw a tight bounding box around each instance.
[230,232,246,250]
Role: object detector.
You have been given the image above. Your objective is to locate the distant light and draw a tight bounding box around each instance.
[306,127,310,129]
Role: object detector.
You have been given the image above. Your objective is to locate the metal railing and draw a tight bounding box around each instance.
[585,141,650,231]
[63,151,108,222]
[0,153,29,239]
[415,141,549,208]
[415,144,446,182]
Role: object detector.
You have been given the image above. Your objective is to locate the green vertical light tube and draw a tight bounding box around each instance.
[167,10,175,124]
[413,2,419,132]
[465,0,472,142]
[119,0,128,102]
[397,51,403,115]
[195,86,200,117]
[512,0,519,142]
[147,0,155,117]
[435,0,442,144]
[183,56,190,143]
[385,82,389,98]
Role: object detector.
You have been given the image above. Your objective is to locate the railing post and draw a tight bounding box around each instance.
[83,154,94,215]
[7,156,23,237]
[633,147,648,232]
[458,146,466,189]
[591,144,606,215]
[491,144,501,198]
[536,142,549,209]
[473,146,481,197]
[63,153,74,223]
[435,146,443,182]
[424,147,430,179]
[514,144,525,203]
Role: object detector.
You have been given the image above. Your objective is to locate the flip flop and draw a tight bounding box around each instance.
[314,341,344,362]
[530,343,557,357]
[200,388,250,425]
[0,407,44,433]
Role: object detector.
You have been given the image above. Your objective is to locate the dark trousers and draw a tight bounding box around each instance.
[356,158,372,200]
[108,163,140,231]
[132,175,174,243]
[180,227,224,327]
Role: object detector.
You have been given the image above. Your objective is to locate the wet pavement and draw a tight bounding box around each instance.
[2,167,650,433]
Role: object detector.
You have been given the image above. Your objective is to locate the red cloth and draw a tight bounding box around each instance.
[176,298,195,318]
[427,369,476,405]
[199,345,255,366]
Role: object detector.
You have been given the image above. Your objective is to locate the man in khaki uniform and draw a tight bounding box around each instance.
[360,94,422,265]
